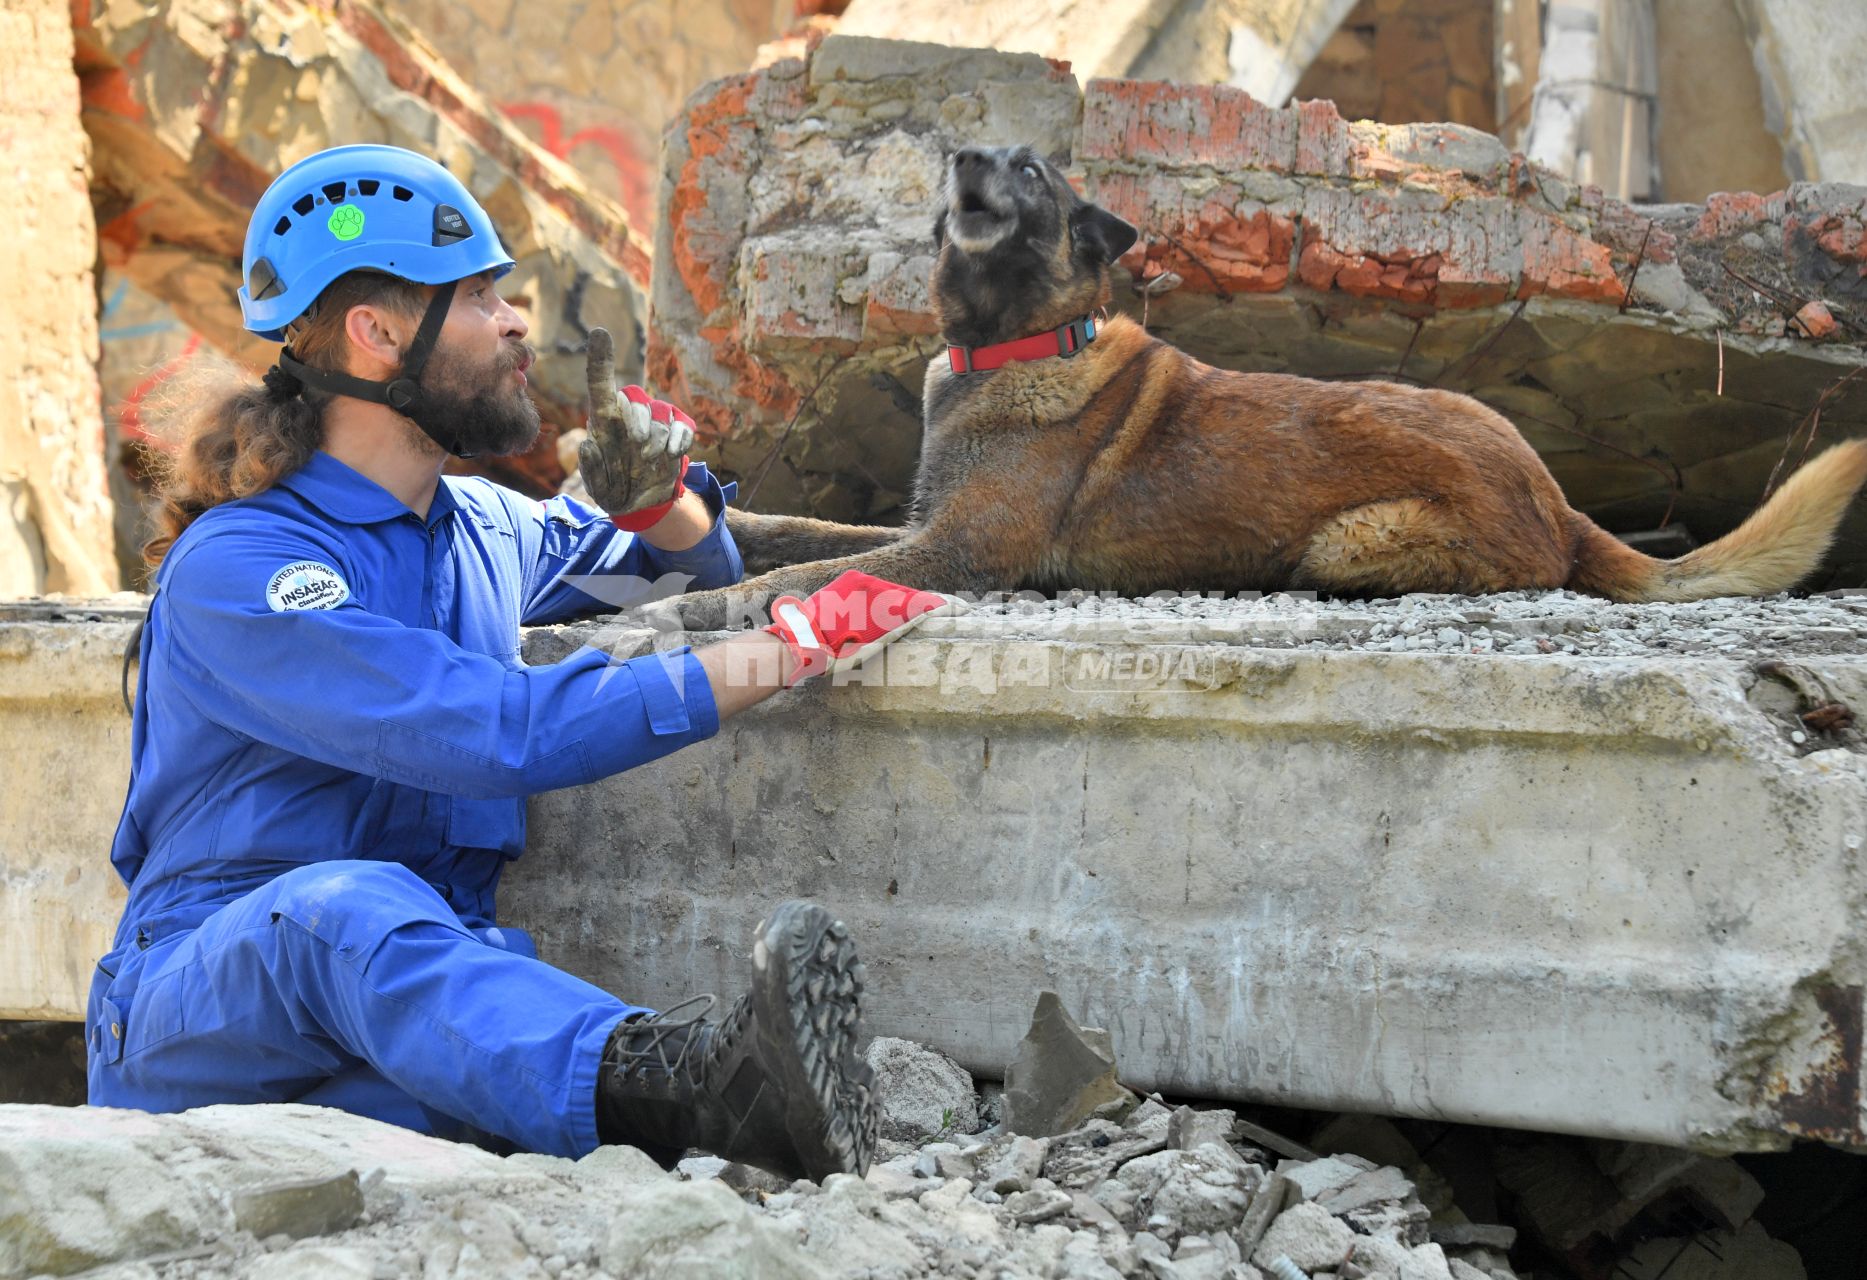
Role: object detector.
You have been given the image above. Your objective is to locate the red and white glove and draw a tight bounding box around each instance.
[579,327,695,532]
[604,386,693,532]
[764,570,964,686]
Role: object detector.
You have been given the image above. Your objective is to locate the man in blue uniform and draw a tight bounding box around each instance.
[86,144,951,1179]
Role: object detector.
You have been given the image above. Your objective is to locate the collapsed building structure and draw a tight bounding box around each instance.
[4,1,1867,1277]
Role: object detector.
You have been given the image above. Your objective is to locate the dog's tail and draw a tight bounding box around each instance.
[1565,439,1867,602]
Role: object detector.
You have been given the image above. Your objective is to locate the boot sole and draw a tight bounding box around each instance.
[750,901,878,1180]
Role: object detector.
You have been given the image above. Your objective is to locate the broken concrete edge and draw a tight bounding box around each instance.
[520,614,1866,760]
[647,35,1867,449]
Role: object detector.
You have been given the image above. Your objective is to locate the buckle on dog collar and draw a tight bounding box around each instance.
[948,312,1099,375]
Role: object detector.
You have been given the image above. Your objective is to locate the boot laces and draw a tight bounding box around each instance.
[601,994,718,1084]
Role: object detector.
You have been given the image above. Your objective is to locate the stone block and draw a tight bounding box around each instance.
[978,1134,1052,1193]
[1234,1174,1299,1258]
[1168,1106,1239,1156]
[600,1179,828,1279]
[1115,1147,1256,1242]
[1044,1120,1171,1190]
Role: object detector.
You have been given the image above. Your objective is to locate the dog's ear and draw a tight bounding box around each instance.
[933,208,949,250]
[1070,203,1139,266]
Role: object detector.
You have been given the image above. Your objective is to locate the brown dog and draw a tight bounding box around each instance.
[664,145,1867,630]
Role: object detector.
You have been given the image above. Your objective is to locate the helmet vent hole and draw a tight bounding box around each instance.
[392,185,414,202]
[358,179,380,196]
[273,216,292,236]
[322,181,348,203]
[292,194,316,216]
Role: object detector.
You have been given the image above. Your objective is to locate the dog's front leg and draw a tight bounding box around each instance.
[659,537,1005,633]
[723,510,911,576]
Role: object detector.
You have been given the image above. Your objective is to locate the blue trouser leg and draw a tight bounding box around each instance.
[86,860,651,1157]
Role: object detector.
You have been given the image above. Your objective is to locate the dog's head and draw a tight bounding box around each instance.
[931,146,1139,350]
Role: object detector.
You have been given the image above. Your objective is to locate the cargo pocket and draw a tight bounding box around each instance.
[445,794,523,855]
[121,964,188,1059]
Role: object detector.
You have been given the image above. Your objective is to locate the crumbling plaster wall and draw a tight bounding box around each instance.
[392,0,795,231]
[0,0,118,599]
[76,0,655,498]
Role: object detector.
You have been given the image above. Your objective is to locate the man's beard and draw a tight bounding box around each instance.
[403,339,540,458]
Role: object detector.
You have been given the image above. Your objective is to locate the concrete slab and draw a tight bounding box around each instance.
[509,601,1867,1153]
[5,596,1864,1152]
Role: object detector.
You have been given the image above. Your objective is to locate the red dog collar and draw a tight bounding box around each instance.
[948,313,1099,374]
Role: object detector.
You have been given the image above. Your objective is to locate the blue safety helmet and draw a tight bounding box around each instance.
[239,144,515,340]
[239,145,518,457]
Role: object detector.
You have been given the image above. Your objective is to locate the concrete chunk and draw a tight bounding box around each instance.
[1233,1174,1299,1259]
[979,1135,1052,1194]
[1168,1107,1239,1155]
[1006,1187,1074,1224]
[864,1036,979,1142]
[230,1171,364,1242]
[1250,1201,1355,1273]
[1003,992,1137,1138]
[1317,1166,1416,1216]
[1278,1156,1368,1203]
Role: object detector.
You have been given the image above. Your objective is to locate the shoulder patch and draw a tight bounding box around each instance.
[266,561,351,612]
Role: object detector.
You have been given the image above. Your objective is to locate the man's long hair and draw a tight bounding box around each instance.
[141,271,427,567]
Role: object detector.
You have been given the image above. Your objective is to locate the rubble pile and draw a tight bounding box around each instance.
[0,1087,1521,1280]
[0,1027,1819,1280]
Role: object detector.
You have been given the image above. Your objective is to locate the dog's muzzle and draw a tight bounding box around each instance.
[946,151,1015,250]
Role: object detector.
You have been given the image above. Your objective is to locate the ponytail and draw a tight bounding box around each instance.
[140,271,427,566]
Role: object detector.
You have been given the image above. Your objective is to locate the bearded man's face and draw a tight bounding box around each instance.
[404,332,540,457]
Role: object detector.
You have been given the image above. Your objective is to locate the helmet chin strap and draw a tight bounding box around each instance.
[276,280,475,458]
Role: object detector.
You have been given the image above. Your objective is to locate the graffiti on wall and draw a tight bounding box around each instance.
[502,101,653,230]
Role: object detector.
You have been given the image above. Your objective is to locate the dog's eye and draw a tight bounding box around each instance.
[1019,163,1040,180]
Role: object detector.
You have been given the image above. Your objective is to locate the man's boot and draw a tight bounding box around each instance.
[594,900,878,1181]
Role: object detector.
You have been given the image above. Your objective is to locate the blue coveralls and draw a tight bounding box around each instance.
[87,450,742,1157]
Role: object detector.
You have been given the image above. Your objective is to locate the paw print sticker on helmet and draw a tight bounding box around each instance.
[327,204,365,241]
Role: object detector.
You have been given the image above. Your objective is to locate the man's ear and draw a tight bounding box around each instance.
[932,208,949,250]
[342,301,408,372]
[1070,203,1139,266]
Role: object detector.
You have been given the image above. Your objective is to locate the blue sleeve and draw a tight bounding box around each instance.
[158,519,720,800]
[522,463,744,625]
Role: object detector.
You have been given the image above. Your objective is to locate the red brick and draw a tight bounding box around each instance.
[1082,78,1296,172]
[1294,98,1350,176]
[1795,300,1837,339]
[1693,191,1770,241]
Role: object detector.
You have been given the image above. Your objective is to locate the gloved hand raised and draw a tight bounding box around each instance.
[764,570,963,686]
[578,326,695,532]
